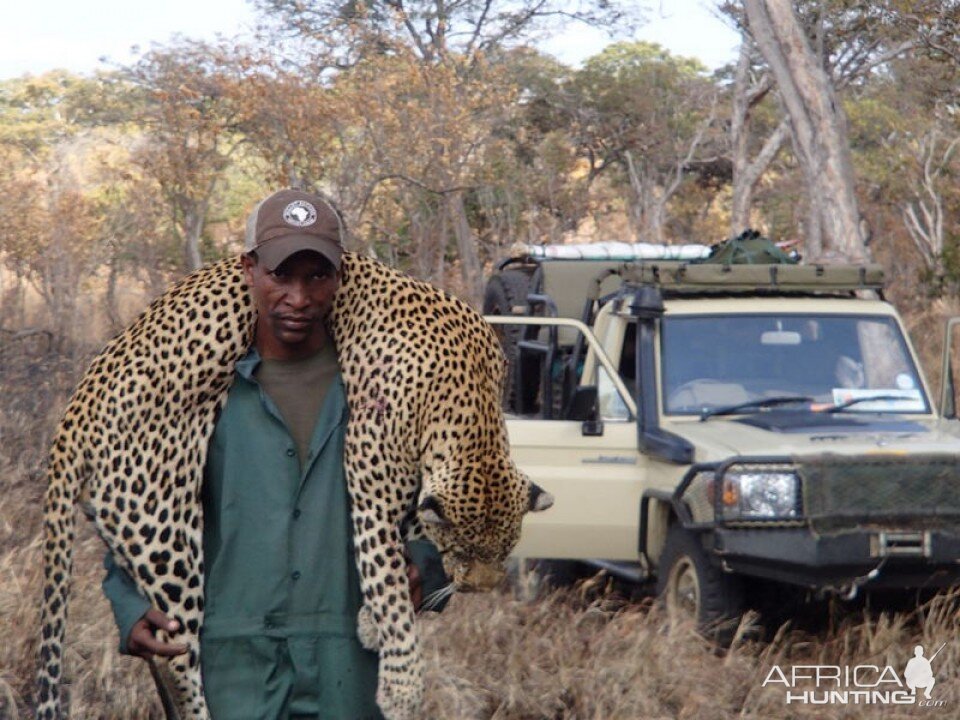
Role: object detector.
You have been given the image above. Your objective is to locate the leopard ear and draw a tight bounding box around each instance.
[528,482,554,512]
[419,495,451,526]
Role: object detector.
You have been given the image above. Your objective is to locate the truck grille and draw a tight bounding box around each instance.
[797,454,960,534]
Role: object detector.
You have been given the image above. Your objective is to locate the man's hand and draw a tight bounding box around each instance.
[127,608,189,659]
[406,553,423,611]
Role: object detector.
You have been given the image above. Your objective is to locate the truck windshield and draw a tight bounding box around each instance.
[660,314,929,415]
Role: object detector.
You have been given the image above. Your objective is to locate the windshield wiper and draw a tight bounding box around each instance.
[825,395,914,413]
[700,395,812,422]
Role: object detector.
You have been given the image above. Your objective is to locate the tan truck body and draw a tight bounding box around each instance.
[484,256,960,595]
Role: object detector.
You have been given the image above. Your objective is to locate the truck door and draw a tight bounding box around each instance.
[485,313,651,561]
[940,318,960,418]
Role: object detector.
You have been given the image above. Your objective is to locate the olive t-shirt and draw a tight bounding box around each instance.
[255,342,339,468]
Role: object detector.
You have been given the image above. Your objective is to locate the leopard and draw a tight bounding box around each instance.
[36,251,553,720]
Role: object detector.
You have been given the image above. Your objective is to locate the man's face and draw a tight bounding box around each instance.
[241,250,340,360]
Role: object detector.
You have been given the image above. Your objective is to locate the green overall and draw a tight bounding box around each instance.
[103,347,446,719]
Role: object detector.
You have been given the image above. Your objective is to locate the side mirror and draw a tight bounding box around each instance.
[565,385,597,421]
[565,385,603,436]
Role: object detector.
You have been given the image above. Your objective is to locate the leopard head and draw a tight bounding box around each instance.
[417,459,553,591]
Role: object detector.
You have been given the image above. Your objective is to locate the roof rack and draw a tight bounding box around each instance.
[495,244,885,321]
[618,261,885,292]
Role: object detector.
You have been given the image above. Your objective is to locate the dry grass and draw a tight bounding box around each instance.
[5,527,960,720]
[4,309,960,719]
[419,587,960,719]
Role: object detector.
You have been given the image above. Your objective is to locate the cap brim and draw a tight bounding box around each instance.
[254,234,343,272]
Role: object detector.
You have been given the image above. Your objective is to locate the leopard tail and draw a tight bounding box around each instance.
[35,424,86,720]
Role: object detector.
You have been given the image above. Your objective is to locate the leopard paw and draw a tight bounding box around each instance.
[376,665,423,720]
[356,604,381,651]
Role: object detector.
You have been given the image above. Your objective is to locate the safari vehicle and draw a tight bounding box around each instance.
[483,239,960,633]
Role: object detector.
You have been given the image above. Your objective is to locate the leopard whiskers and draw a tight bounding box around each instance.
[421,582,456,611]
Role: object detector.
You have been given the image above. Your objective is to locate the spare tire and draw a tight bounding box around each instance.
[483,268,533,411]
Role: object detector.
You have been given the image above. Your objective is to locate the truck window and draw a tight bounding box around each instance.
[661,314,929,415]
[598,366,630,421]
[491,320,632,420]
[597,321,637,422]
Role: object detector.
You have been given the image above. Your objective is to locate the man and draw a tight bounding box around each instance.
[102,189,447,719]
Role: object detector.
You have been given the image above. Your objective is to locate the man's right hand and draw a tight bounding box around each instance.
[127,609,189,659]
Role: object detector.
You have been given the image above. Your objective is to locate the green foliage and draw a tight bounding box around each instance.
[844,90,911,198]
[0,71,125,156]
[580,41,708,80]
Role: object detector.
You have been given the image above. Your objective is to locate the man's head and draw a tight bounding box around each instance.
[244,189,345,272]
[242,190,345,360]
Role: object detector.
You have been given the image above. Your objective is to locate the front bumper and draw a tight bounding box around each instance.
[713,527,960,589]
[670,456,960,590]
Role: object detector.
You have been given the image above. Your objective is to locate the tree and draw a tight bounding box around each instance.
[0,71,122,159]
[728,35,789,235]
[248,0,642,302]
[725,0,960,258]
[330,50,518,299]
[0,140,111,351]
[123,41,248,271]
[256,0,641,65]
[463,49,590,247]
[900,126,959,284]
[740,0,867,260]
[0,73,130,347]
[566,42,721,243]
[231,50,339,190]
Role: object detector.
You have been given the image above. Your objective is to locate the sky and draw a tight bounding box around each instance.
[0,0,740,80]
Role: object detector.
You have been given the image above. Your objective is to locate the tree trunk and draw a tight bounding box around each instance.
[411,201,441,283]
[182,200,205,272]
[729,46,753,236]
[47,254,77,355]
[730,37,789,236]
[743,0,868,261]
[730,119,788,235]
[0,266,22,328]
[804,199,823,259]
[434,207,448,285]
[624,151,658,243]
[447,191,484,306]
[105,257,124,333]
[900,128,958,281]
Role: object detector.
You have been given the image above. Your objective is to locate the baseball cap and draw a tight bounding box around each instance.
[244,189,345,271]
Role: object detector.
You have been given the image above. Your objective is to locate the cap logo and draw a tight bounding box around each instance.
[282,200,317,228]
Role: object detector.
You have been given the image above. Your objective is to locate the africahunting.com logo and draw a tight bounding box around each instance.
[763,643,947,707]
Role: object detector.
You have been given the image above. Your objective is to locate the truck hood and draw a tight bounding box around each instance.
[666,412,960,463]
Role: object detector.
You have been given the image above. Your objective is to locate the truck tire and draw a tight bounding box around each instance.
[656,523,745,643]
[483,269,533,410]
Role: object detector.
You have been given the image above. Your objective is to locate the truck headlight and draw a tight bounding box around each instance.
[721,468,800,520]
